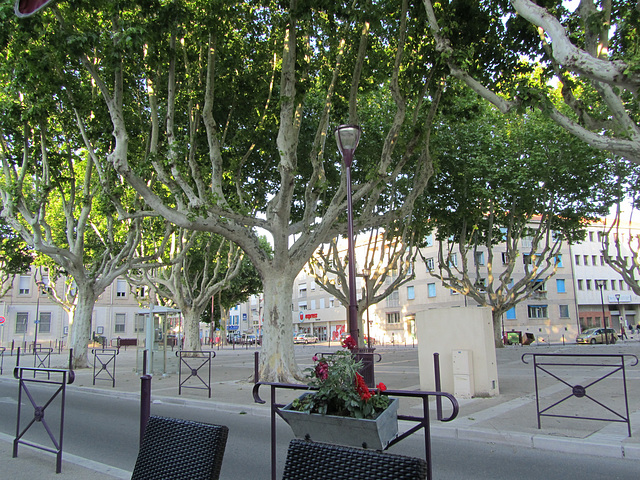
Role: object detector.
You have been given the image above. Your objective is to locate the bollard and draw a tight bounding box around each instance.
[434,353,443,420]
[254,351,260,383]
[140,350,151,446]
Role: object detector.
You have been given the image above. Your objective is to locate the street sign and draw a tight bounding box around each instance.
[0,316,5,325]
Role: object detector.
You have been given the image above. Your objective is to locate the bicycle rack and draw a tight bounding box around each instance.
[522,352,639,437]
[176,350,215,398]
[13,349,74,473]
[92,348,119,387]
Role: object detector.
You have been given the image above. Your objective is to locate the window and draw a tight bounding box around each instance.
[475,252,485,266]
[449,253,458,268]
[319,298,325,309]
[38,312,51,333]
[528,305,548,319]
[19,275,30,295]
[115,313,126,333]
[577,279,584,290]
[598,231,603,242]
[135,315,145,333]
[425,234,433,247]
[533,279,547,297]
[477,278,487,293]
[386,290,400,307]
[523,253,532,265]
[310,300,316,309]
[589,231,594,242]
[298,302,307,310]
[407,286,415,300]
[600,256,605,266]
[506,307,516,320]
[427,283,436,298]
[329,298,335,308]
[501,252,510,264]
[586,279,592,290]
[619,280,625,290]
[592,255,597,266]
[611,279,616,290]
[556,279,566,293]
[583,255,589,266]
[116,279,127,298]
[555,255,563,268]
[387,312,401,324]
[41,275,50,294]
[15,312,28,333]
[425,257,435,271]
[574,255,580,265]
[559,305,570,318]
[298,284,307,298]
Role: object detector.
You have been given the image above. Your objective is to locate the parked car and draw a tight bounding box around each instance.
[576,328,617,344]
[294,333,318,344]
[242,334,261,345]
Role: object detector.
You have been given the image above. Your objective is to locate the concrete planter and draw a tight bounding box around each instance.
[279,394,399,450]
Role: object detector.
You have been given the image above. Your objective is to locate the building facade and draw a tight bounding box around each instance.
[2,221,639,348]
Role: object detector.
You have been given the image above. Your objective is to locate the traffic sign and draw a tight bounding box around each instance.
[0,316,5,325]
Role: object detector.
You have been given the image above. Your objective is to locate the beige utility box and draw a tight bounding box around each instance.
[416,306,499,398]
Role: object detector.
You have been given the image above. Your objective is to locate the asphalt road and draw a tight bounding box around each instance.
[1,344,640,479]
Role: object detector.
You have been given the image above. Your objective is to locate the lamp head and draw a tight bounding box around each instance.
[335,124,361,166]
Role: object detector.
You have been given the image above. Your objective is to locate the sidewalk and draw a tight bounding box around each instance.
[1,341,640,478]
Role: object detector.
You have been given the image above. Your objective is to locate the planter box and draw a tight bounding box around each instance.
[279,395,399,450]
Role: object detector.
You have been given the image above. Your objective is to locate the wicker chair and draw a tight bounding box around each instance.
[131,416,229,480]
[281,439,428,480]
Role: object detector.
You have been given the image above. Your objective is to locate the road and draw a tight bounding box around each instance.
[1,344,639,479]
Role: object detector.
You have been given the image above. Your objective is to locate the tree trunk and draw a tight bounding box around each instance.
[258,271,302,383]
[68,289,98,368]
[183,307,203,353]
[492,309,504,349]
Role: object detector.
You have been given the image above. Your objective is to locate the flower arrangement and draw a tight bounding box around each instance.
[290,336,389,419]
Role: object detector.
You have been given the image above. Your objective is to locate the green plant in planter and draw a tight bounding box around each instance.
[291,345,389,419]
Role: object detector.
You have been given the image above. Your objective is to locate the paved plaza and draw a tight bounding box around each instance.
[1,340,640,478]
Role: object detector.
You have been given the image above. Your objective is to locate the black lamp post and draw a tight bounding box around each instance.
[335,124,362,344]
[596,280,610,345]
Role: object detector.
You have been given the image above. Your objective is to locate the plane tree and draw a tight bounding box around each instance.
[308,223,420,348]
[422,0,640,164]
[422,90,619,347]
[126,229,266,352]
[10,0,447,381]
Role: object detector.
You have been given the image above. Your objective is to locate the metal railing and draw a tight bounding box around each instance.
[92,348,119,387]
[176,350,215,398]
[522,352,638,437]
[13,349,74,473]
[252,382,458,480]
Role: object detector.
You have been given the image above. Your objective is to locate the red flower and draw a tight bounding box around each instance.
[315,360,329,381]
[376,382,387,393]
[355,373,372,401]
[342,335,357,351]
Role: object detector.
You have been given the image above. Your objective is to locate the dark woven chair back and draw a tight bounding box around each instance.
[282,439,428,480]
[131,416,229,480]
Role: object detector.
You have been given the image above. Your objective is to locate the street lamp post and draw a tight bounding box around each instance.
[335,124,362,344]
[596,280,609,345]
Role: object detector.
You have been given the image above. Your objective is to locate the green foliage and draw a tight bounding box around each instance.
[425,87,618,245]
